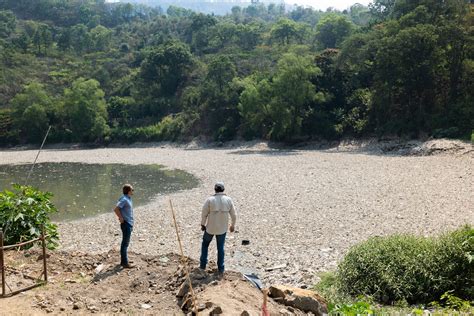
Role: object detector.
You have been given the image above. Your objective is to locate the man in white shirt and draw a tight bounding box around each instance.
[200,182,237,273]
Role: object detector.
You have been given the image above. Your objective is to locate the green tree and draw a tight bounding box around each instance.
[0,10,15,38]
[199,55,240,140]
[237,76,272,139]
[139,40,193,97]
[267,53,321,140]
[13,31,29,53]
[32,23,52,55]
[373,23,443,135]
[63,78,109,142]
[236,22,262,50]
[57,28,71,51]
[270,18,301,45]
[70,24,92,53]
[369,0,396,21]
[90,25,111,51]
[188,13,217,53]
[11,82,52,143]
[239,53,323,140]
[315,14,354,49]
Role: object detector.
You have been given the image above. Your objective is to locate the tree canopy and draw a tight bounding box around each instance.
[0,0,472,144]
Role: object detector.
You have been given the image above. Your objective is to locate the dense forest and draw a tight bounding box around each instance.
[0,0,473,144]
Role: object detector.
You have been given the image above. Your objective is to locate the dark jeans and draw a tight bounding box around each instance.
[200,231,226,272]
[120,222,133,265]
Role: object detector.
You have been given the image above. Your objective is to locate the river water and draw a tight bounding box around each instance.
[0,162,199,221]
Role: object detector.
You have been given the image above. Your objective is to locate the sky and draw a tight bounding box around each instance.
[291,0,372,10]
[107,0,373,12]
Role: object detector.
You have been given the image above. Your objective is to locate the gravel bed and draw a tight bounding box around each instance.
[1,141,473,287]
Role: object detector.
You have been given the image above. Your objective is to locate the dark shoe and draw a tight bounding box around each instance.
[121,263,135,269]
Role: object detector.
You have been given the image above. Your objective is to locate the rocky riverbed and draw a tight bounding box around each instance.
[1,139,473,288]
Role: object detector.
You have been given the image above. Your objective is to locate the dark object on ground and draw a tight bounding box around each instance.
[243,273,263,290]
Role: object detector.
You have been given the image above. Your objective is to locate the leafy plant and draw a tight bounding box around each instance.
[0,184,59,249]
[336,226,474,304]
[330,300,374,315]
[439,291,472,311]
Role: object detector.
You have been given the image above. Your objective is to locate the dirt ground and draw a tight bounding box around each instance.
[0,248,298,315]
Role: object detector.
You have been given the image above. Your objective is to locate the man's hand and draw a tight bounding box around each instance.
[114,206,124,224]
[229,225,235,233]
[201,225,206,231]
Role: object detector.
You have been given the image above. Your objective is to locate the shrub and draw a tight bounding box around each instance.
[432,127,460,139]
[110,113,193,143]
[336,226,473,304]
[0,184,59,249]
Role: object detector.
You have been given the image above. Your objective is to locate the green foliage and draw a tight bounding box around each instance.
[139,40,193,98]
[63,78,109,142]
[0,184,59,249]
[336,226,474,304]
[0,0,472,144]
[268,53,321,140]
[330,300,374,315]
[0,9,16,38]
[11,82,52,143]
[110,113,193,142]
[270,18,304,45]
[315,14,354,49]
[430,291,473,312]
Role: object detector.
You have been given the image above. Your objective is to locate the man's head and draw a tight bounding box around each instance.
[123,184,134,196]
[214,182,225,193]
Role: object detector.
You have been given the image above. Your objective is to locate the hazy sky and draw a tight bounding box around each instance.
[107,0,373,12]
[291,0,372,10]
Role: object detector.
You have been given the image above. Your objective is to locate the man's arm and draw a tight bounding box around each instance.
[229,200,236,232]
[201,199,210,229]
[114,206,124,223]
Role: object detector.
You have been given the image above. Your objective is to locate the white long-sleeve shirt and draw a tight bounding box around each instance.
[201,193,237,235]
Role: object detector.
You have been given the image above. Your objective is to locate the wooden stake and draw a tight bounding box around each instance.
[169,199,198,315]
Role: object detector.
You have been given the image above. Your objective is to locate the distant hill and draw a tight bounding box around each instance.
[113,0,287,15]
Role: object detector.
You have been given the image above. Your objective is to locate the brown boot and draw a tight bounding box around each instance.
[121,263,135,269]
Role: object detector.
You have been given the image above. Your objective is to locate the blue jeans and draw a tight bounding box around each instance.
[120,222,133,265]
[200,231,226,272]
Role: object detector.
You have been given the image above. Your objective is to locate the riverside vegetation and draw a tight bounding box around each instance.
[0,184,59,248]
[316,226,474,314]
[0,0,473,145]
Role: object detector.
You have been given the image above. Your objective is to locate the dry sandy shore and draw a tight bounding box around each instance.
[0,141,473,287]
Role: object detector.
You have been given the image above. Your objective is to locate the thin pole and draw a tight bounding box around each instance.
[168,199,198,314]
[26,125,51,183]
[0,230,5,297]
[4,125,52,237]
[41,225,47,283]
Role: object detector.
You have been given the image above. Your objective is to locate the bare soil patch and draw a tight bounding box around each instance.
[1,248,294,315]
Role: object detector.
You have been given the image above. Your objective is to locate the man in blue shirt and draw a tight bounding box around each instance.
[113,184,134,268]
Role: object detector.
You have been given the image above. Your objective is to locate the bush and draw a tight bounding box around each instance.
[0,184,59,249]
[432,127,460,139]
[110,114,191,143]
[336,226,473,304]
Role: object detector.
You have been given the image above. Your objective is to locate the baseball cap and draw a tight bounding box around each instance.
[214,182,225,191]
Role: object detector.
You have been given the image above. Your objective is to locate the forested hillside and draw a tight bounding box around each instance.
[0,0,472,144]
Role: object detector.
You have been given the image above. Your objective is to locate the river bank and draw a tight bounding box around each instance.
[0,139,472,287]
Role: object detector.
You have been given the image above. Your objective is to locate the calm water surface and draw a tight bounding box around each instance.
[0,162,199,221]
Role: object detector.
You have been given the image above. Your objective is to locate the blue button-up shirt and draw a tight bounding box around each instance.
[116,195,134,226]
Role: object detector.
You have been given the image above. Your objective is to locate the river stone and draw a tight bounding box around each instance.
[268,285,328,315]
